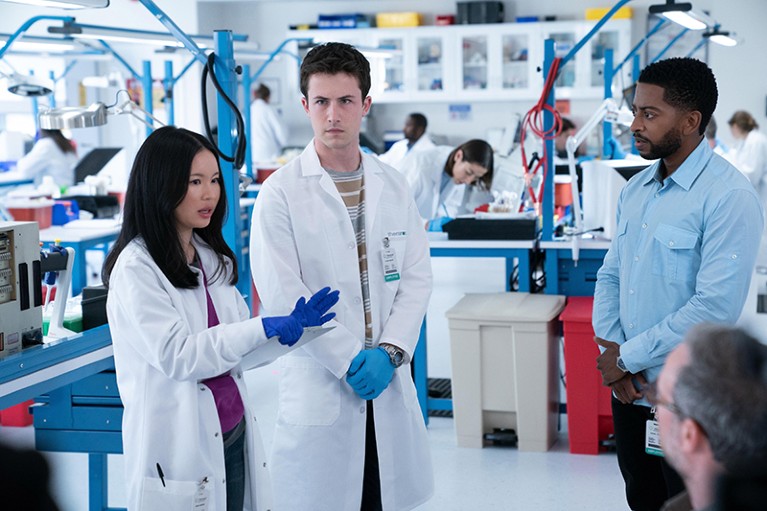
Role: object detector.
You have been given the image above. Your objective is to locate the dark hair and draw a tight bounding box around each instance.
[728,110,758,133]
[674,324,767,472]
[102,126,237,289]
[300,42,371,99]
[638,57,717,136]
[409,113,428,131]
[40,129,75,155]
[254,83,270,101]
[561,117,576,132]
[445,139,494,189]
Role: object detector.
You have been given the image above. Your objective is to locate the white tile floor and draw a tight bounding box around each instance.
[0,362,631,511]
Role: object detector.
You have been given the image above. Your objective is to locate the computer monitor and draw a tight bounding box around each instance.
[74,147,122,184]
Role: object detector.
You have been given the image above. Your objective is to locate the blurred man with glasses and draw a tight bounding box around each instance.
[649,323,767,511]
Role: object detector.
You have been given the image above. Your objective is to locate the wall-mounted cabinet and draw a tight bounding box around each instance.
[287,19,630,103]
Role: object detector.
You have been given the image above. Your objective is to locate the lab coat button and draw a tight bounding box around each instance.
[215,432,219,437]
[731,254,737,259]
[348,242,355,249]
[642,223,647,229]
[360,406,365,413]
[199,386,206,391]
[354,297,361,304]
[634,256,639,262]
[629,289,634,295]
[655,193,660,198]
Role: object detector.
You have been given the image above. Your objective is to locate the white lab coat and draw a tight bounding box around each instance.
[107,236,275,511]
[250,98,288,163]
[377,134,436,171]
[250,142,434,511]
[730,129,767,201]
[15,138,77,187]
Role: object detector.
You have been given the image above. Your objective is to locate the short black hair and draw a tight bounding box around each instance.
[300,42,371,99]
[103,126,237,289]
[638,57,717,136]
[409,113,428,130]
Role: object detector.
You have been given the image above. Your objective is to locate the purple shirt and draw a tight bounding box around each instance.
[197,258,245,433]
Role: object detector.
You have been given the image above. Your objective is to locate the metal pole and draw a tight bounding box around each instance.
[242,64,253,178]
[142,61,153,139]
[602,48,614,159]
[164,60,174,126]
[541,39,556,243]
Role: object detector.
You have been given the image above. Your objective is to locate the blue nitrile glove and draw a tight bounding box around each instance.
[345,347,395,400]
[607,137,626,159]
[427,216,453,232]
[262,287,340,346]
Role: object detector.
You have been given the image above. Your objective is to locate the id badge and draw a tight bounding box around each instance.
[645,419,664,457]
[382,237,400,282]
[193,477,210,510]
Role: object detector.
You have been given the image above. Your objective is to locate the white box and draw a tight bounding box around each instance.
[446,292,565,451]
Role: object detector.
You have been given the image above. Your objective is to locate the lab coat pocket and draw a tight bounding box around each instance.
[652,224,700,281]
[140,476,209,511]
[278,356,341,426]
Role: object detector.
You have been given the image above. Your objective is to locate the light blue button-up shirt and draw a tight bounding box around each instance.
[593,138,764,394]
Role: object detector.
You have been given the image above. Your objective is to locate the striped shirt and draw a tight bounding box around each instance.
[326,165,374,348]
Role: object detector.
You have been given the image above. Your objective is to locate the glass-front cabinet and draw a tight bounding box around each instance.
[286,19,630,103]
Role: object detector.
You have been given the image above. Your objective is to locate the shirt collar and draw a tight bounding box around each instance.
[642,138,710,190]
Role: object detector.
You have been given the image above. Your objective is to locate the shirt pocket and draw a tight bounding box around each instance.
[278,356,341,426]
[652,224,700,281]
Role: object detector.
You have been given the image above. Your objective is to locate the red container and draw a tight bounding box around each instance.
[436,14,455,25]
[559,297,614,454]
[256,167,278,183]
[0,400,34,427]
[7,199,54,229]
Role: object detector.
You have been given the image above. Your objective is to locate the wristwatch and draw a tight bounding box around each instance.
[380,343,405,368]
[616,355,628,373]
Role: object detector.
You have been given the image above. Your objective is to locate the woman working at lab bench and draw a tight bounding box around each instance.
[103,126,338,511]
[402,139,494,228]
[15,129,77,187]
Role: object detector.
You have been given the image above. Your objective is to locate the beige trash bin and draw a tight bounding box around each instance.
[446,292,566,451]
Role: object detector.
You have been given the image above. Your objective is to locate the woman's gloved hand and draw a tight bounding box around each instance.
[345,347,395,400]
[427,216,453,232]
[262,287,340,346]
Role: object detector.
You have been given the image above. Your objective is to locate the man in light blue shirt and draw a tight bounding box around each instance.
[592,57,764,511]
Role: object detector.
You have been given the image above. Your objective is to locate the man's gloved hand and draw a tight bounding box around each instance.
[345,347,395,400]
[427,216,453,232]
[262,287,340,346]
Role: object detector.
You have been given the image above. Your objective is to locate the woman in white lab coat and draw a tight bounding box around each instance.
[15,129,78,187]
[403,139,494,226]
[103,126,338,511]
[728,110,767,201]
[250,83,288,163]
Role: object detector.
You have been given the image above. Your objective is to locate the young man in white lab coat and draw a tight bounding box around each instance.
[250,42,434,511]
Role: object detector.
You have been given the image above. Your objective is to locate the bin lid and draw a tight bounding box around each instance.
[559,296,595,322]
[445,292,566,322]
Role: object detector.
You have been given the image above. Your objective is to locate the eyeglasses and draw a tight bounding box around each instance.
[643,380,685,417]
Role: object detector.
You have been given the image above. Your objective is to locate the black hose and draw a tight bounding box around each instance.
[201,52,247,170]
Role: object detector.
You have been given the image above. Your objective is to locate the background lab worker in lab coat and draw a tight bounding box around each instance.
[250,42,434,511]
[14,129,77,187]
[104,126,338,511]
[250,83,288,163]
[403,139,494,229]
[728,110,767,201]
[377,112,435,171]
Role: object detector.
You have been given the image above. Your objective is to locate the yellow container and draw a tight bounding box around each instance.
[585,7,632,20]
[376,12,422,28]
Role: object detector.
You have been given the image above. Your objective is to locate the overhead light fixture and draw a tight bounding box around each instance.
[0,35,76,53]
[48,21,245,49]
[0,0,109,8]
[704,27,738,47]
[39,95,164,130]
[649,1,713,31]
[1,71,54,96]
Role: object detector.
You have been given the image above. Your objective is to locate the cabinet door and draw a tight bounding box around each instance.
[415,35,446,95]
[460,33,489,92]
[588,20,632,92]
[369,33,407,102]
[502,32,531,91]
